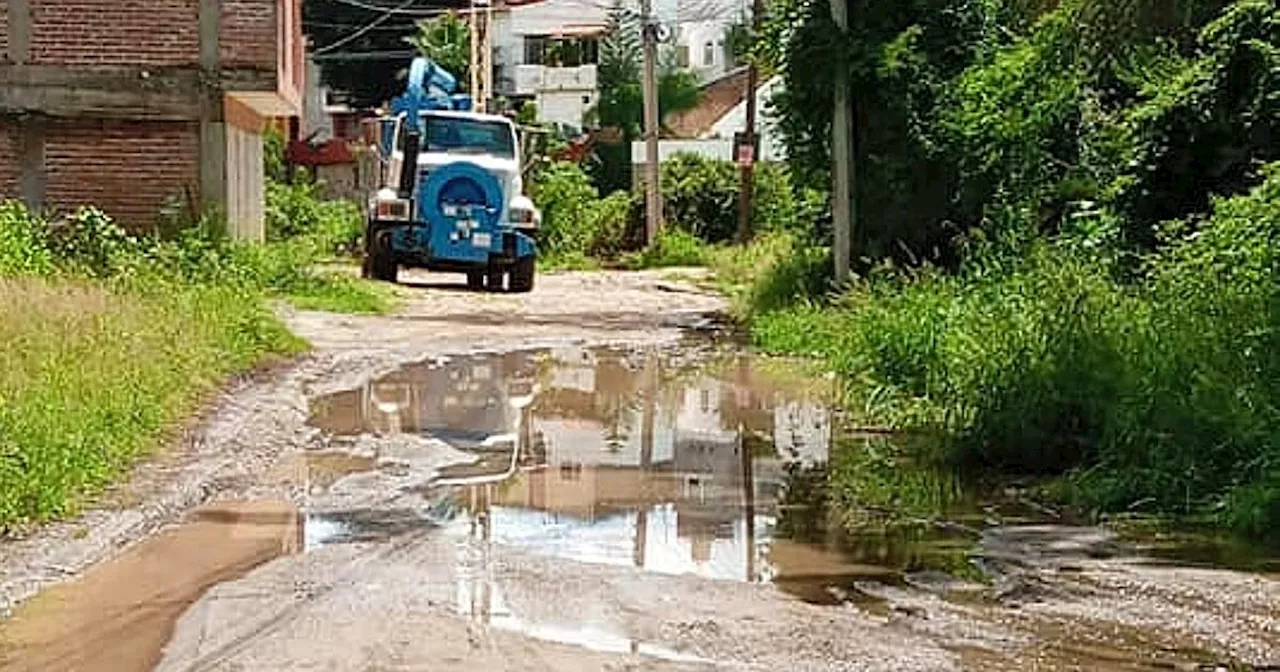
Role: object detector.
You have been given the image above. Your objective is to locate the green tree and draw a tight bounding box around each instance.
[407,11,471,87]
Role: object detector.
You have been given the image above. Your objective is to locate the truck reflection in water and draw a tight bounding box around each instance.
[310,346,850,597]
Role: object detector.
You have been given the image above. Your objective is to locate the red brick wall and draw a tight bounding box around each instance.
[29,0,200,67]
[1,2,10,63]
[45,120,199,229]
[221,0,277,70]
[0,123,18,200]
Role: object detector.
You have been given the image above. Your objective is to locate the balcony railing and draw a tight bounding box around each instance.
[512,64,598,95]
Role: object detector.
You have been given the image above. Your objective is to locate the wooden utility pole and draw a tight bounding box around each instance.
[641,0,663,244]
[830,0,853,284]
[736,0,764,245]
[468,0,493,112]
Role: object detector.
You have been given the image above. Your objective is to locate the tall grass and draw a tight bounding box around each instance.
[749,168,1280,538]
[0,278,303,528]
[0,198,386,530]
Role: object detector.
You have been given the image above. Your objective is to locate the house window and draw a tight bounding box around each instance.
[525,36,548,65]
[677,45,690,68]
[703,41,715,66]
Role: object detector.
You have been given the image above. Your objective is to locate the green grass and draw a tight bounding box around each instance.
[283,272,394,313]
[0,278,303,529]
[0,196,389,530]
[621,227,713,269]
[742,168,1280,540]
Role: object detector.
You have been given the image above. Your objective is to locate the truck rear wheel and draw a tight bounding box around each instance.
[509,256,535,293]
[466,271,485,291]
[369,230,398,283]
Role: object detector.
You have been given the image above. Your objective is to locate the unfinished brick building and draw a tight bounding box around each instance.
[0,0,303,239]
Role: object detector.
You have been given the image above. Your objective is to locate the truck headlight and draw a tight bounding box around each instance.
[508,196,540,229]
[372,188,412,221]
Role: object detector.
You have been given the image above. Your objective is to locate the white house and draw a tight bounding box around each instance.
[490,0,746,128]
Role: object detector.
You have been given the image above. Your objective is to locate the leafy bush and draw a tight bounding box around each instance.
[265,179,364,256]
[532,161,642,261]
[659,153,821,244]
[0,201,54,276]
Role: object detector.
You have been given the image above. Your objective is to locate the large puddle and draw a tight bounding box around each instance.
[304,345,1018,606]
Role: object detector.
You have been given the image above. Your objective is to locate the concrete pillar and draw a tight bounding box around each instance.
[18,114,44,210]
[197,0,228,229]
[9,0,31,64]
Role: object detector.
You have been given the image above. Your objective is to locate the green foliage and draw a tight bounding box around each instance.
[713,232,831,315]
[530,161,638,263]
[263,126,287,183]
[660,153,823,243]
[0,201,54,276]
[265,179,364,256]
[408,11,471,86]
[749,168,1280,538]
[0,277,303,529]
[589,4,702,140]
[623,227,712,269]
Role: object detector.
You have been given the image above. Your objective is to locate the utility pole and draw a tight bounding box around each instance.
[736,0,764,245]
[830,0,853,284]
[641,0,662,245]
[468,0,492,112]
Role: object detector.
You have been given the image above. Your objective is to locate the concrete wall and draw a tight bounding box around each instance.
[536,90,594,128]
[224,122,265,241]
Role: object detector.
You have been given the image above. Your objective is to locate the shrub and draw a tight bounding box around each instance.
[265,179,364,256]
[0,201,54,276]
[532,161,641,261]
[659,153,818,243]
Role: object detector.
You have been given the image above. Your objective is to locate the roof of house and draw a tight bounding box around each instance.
[663,67,752,139]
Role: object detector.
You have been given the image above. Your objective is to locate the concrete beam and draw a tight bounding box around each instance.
[0,65,204,120]
[8,0,31,65]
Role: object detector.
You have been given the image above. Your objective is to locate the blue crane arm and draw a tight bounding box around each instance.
[391,57,465,134]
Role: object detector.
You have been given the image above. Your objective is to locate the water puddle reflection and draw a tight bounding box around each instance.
[308,346,882,602]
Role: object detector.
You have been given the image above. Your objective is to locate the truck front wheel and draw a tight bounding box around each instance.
[369,229,398,284]
[509,256,535,293]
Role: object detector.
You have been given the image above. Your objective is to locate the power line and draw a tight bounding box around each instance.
[312,49,419,61]
[315,0,422,54]
[318,0,461,16]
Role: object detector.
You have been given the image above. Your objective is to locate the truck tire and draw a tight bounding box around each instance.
[466,271,485,291]
[509,256,535,293]
[486,269,505,293]
[369,230,398,284]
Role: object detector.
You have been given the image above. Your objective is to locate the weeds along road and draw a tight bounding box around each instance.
[0,269,1277,671]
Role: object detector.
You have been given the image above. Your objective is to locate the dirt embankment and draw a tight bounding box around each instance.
[1,269,1277,672]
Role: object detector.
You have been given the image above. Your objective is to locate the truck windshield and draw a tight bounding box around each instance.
[421,116,515,158]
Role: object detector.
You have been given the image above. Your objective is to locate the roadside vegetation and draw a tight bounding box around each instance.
[0,164,385,530]
[714,0,1279,540]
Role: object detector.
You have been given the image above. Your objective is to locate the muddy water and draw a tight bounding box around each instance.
[307,348,865,591]
[303,345,1017,609]
[0,502,300,671]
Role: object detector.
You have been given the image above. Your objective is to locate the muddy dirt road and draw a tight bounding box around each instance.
[1,270,1277,671]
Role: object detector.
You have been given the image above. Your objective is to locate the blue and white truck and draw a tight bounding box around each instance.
[363,58,541,292]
